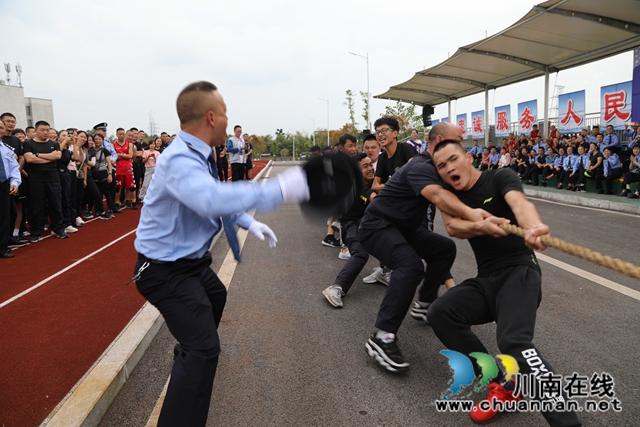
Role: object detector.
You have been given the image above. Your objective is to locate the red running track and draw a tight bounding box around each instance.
[0,160,268,427]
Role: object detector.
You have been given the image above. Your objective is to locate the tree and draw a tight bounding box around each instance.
[360,90,370,130]
[249,134,266,156]
[344,89,358,133]
[381,101,423,136]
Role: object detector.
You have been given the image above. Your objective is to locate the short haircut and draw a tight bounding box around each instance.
[25,126,34,132]
[243,133,249,136]
[322,146,333,154]
[0,112,16,120]
[433,139,466,155]
[355,152,368,162]
[373,116,399,132]
[161,132,168,136]
[338,134,356,146]
[130,127,138,132]
[176,81,218,126]
[428,122,451,143]
[234,125,242,130]
[603,147,612,153]
[35,120,50,128]
[12,128,24,136]
[363,134,378,143]
[310,145,321,153]
[94,132,104,141]
[116,128,125,133]
[596,133,604,137]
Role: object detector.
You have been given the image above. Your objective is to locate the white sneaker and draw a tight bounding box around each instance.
[375,268,392,286]
[75,216,85,225]
[65,225,78,233]
[331,221,341,233]
[363,267,383,284]
[339,249,351,260]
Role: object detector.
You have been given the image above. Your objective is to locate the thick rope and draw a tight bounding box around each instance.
[499,223,640,280]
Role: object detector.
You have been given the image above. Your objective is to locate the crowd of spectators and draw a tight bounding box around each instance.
[0,111,182,258]
[468,122,640,195]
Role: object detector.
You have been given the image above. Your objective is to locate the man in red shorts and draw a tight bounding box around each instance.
[114,128,137,210]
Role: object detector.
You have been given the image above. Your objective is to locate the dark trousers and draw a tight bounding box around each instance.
[96,174,115,213]
[595,168,623,192]
[217,157,228,182]
[9,194,17,236]
[359,223,456,334]
[622,170,640,187]
[523,164,542,185]
[135,253,227,427]
[428,265,581,427]
[231,162,244,182]
[0,181,10,253]
[335,221,369,293]
[59,170,72,227]
[73,177,84,220]
[109,169,116,204]
[28,180,64,236]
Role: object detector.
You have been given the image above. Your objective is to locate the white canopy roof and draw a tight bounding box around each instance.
[376,0,640,106]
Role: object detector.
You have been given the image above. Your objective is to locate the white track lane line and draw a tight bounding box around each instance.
[530,196,640,218]
[536,252,640,302]
[0,229,137,309]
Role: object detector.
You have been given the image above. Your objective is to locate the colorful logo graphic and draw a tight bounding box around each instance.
[440,350,519,400]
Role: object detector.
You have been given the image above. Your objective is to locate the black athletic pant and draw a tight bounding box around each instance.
[359,222,456,334]
[335,221,369,293]
[217,157,228,182]
[231,162,244,182]
[622,170,640,188]
[73,176,84,220]
[428,265,581,427]
[9,194,17,238]
[96,173,115,213]
[28,180,64,236]
[59,169,72,227]
[134,252,226,427]
[0,180,10,253]
[523,164,542,185]
[595,168,623,192]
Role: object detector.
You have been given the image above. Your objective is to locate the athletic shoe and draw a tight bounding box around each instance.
[56,231,70,239]
[75,216,85,225]
[113,207,123,214]
[131,202,139,210]
[99,212,112,220]
[331,221,341,233]
[107,210,116,218]
[338,248,351,260]
[65,225,78,233]
[125,200,132,208]
[409,301,431,322]
[0,251,15,259]
[19,230,31,237]
[363,267,383,284]
[44,224,49,231]
[618,189,629,197]
[8,238,27,249]
[321,235,340,247]
[84,213,94,219]
[375,267,392,286]
[28,235,43,243]
[470,381,520,424]
[365,333,409,373]
[322,285,344,308]
[629,192,640,199]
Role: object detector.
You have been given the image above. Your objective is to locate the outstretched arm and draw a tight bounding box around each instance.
[504,190,549,250]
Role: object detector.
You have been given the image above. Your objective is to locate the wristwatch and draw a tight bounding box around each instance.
[35,152,39,157]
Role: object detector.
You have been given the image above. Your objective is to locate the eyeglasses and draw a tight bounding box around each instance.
[375,128,394,136]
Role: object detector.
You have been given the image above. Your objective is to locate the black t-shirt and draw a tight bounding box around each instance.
[589,151,604,173]
[361,153,440,234]
[23,139,60,182]
[445,168,538,277]
[216,145,226,159]
[2,135,22,156]
[133,142,144,168]
[340,182,374,225]
[374,142,417,184]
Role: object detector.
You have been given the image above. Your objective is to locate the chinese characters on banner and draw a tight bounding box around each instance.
[558,90,586,132]
[494,105,511,138]
[601,81,632,130]
[441,117,450,123]
[517,100,538,136]
[471,110,484,138]
[456,113,467,136]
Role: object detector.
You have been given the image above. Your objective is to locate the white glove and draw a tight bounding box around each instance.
[248,221,278,248]
[276,166,310,204]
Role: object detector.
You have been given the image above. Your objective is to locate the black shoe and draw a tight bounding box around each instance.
[409,301,430,322]
[365,333,409,373]
[321,235,340,248]
[8,238,27,249]
[629,193,640,199]
[124,200,132,208]
[131,202,138,210]
[597,190,605,194]
[99,212,112,220]
[57,232,70,239]
[113,207,123,214]
[618,190,629,197]
[0,252,15,258]
[541,181,547,187]
[605,191,614,195]
[28,235,43,243]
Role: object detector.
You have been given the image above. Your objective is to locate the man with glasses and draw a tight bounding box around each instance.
[371,117,416,193]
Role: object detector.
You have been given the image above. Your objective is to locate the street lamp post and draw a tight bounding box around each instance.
[318,98,329,146]
[348,51,370,130]
[306,117,315,146]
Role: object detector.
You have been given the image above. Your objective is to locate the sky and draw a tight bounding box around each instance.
[1,0,634,137]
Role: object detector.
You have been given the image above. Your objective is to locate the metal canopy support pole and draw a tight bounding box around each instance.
[448,99,452,123]
[484,88,489,145]
[543,68,550,137]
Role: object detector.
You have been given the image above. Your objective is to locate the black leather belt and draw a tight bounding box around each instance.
[138,253,171,265]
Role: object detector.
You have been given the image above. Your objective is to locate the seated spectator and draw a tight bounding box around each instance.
[568,145,589,192]
[497,147,511,169]
[586,126,599,144]
[549,124,561,141]
[540,147,558,186]
[521,148,539,185]
[530,124,540,139]
[600,125,621,154]
[559,146,576,189]
[619,145,640,198]
[469,139,483,161]
[478,147,491,171]
[578,143,604,191]
[523,147,546,186]
[512,147,529,176]
[623,121,639,148]
[488,146,500,170]
[532,136,547,152]
[595,147,623,194]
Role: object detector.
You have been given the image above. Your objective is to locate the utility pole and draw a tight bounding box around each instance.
[348,51,370,129]
[318,98,329,146]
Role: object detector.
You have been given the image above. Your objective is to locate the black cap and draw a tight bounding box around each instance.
[93,122,108,130]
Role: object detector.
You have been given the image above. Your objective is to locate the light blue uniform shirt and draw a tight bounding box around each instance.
[603,153,622,175]
[563,154,576,170]
[489,152,500,164]
[599,133,620,151]
[469,145,483,157]
[553,154,564,168]
[135,131,283,261]
[0,142,21,186]
[102,139,118,164]
[585,135,597,144]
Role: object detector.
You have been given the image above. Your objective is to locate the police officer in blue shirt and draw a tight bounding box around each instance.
[600,125,621,153]
[133,81,309,427]
[469,139,483,160]
[0,130,21,258]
